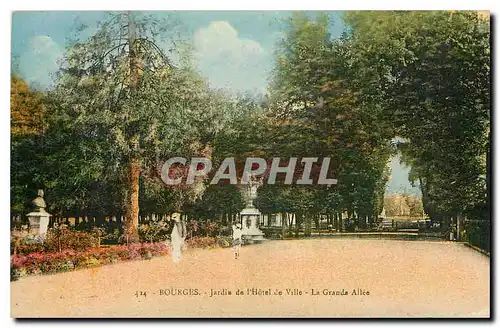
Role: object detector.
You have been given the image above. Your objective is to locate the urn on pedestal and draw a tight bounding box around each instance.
[238,174,265,244]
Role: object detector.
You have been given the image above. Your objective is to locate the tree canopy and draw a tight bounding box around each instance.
[11,11,490,238]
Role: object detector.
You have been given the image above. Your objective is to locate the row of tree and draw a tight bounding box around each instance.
[11,11,490,241]
[344,11,490,226]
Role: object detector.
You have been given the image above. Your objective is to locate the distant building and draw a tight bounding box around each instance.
[384,194,424,219]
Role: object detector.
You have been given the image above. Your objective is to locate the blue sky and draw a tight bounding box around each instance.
[11,11,420,195]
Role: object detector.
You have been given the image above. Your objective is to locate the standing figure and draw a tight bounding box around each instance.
[232,223,243,259]
[170,213,186,263]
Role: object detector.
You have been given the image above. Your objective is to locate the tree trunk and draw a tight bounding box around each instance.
[122,13,141,243]
[333,212,338,231]
[95,214,105,227]
[280,213,285,238]
[85,216,91,231]
[486,133,490,219]
[295,213,301,237]
[124,157,140,242]
[304,214,312,237]
[116,214,123,231]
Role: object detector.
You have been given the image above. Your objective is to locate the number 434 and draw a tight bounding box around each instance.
[135,290,147,297]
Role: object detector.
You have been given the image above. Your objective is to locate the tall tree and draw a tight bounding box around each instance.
[268,12,393,224]
[11,75,46,219]
[49,12,235,241]
[345,11,490,221]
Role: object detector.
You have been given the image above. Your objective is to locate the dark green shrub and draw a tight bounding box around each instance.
[464,220,490,252]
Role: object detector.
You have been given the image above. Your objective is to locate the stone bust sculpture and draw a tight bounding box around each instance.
[31,189,47,213]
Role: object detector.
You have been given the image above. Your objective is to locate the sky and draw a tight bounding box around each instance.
[11,11,420,195]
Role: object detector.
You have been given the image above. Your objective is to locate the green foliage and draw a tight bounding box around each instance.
[11,13,242,228]
[184,184,245,222]
[345,11,490,220]
[10,11,489,241]
[266,12,393,222]
[464,220,490,252]
[10,75,47,217]
[138,220,171,243]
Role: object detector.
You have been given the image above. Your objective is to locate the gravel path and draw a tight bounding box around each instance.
[11,239,490,318]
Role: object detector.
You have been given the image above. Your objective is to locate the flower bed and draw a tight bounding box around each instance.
[11,226,102,255]
[11,235,235,281]
[11,242,169,281]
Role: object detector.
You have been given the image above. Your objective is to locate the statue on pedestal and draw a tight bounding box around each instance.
[239,173,265,243]
[27,189,51,241]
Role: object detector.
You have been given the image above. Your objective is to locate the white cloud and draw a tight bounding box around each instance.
[19,35,63,89]
[193,21,268,94]
[17,24,269,94]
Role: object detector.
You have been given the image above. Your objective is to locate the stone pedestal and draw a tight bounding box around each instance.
[239,175,266,244]
[240,207,265,244]
[27,211,51,240]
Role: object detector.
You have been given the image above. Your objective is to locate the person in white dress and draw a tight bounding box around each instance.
[170,213,186,263]
[232,223,243,259]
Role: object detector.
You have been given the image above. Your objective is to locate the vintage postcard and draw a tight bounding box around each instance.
[10,10,490,318]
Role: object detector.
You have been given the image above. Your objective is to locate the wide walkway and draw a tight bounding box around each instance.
[11,239,490,318]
